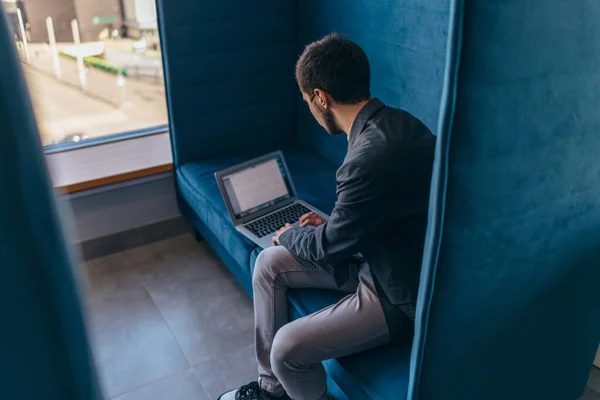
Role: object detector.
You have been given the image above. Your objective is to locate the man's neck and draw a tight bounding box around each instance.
[334,99,371,137]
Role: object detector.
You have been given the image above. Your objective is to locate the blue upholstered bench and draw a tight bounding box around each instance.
[156,0,450,397]
[176,144,410,399]
[156,0,449,398]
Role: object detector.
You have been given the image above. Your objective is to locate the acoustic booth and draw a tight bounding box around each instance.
[156,0,600,398]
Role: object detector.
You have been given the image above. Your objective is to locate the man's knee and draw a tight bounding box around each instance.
[252,246,293,288]
[270,322,312,373]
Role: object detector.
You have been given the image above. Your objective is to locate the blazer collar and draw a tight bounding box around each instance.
[349,98,385,145]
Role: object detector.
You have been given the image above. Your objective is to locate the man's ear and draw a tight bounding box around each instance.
[313,89,331,109]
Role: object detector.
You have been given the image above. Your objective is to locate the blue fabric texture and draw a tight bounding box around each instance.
[410,1,600,399]
[156,0,298,166]
[180,197,255,294]
[0,3,101,399]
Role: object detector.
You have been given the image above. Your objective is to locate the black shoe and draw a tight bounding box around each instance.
[217,381,290,400]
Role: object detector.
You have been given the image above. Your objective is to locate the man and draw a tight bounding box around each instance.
[219,34,436,400]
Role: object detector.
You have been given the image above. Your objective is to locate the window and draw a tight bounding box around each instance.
[5,0,168,148]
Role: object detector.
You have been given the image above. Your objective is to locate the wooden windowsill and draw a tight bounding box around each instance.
[46,132,173,193]
[59,163,173,193]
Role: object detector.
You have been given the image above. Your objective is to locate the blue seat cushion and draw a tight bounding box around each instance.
[288,289,411,400]
[177,145,340,275]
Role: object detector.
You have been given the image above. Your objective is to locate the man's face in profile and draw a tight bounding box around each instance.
[302,91,342,135]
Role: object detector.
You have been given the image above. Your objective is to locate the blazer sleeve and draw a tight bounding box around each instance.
[278,160,392,265]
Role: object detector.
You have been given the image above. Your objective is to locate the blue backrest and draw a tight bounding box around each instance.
[156,0,298,166]
[410,1,600,399]
[297,0,449,165]
[157,1,449,168]
[0,5,101,399]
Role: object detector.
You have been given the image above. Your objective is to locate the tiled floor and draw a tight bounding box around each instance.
[585,368,600,400]
[85,234,256,400]
[84,233,600,400]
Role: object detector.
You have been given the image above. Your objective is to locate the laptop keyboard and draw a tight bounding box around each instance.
[246,203,312,238]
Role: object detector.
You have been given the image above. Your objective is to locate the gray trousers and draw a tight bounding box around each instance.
[253,246,390,400]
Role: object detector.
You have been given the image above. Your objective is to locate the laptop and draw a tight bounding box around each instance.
[215,151,328,249]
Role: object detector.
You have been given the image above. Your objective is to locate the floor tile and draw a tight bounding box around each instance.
[146,251,254,366]
[580,386,600,400]
[84,234,207,295]
[112,369,208,400]
[194,345,257,400]
[124,234,212,279]
[588,367,600,393]
[84,250,147,302]
[88,269,189,398]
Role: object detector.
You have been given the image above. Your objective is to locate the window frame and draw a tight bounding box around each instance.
[43,125,169,155]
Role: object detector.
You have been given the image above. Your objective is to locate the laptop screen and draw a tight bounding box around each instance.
[221,156,293,219]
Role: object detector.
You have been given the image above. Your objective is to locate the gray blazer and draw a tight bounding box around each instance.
[279,98,436,337]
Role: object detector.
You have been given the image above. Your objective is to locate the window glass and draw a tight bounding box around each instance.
[4,0,168,147]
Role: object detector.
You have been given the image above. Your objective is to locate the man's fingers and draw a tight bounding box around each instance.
[300,217,318,227]
[285,223,293,228]
[300,218,315,227]
[300,212,312,220]
[299,212,315,223]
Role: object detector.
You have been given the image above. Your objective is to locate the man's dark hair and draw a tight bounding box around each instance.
[296,33,371,104]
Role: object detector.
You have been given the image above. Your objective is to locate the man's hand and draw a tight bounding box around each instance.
[272,223,294,246]
[299,212,326,228]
